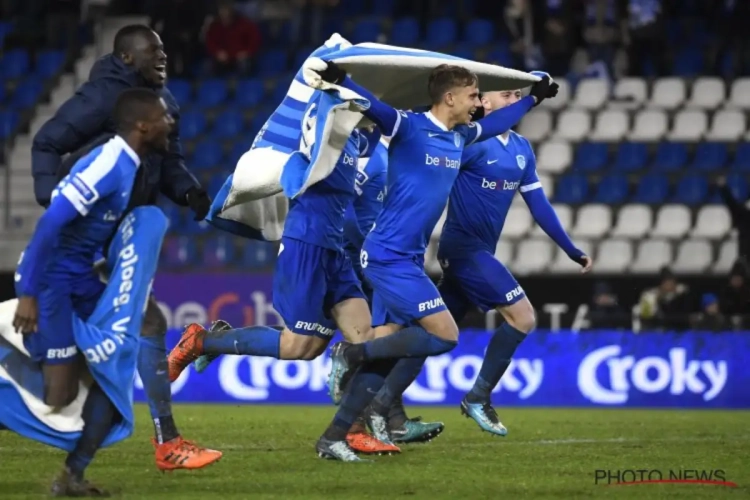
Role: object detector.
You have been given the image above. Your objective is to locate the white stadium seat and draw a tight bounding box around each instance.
[517,109,552,142]
[536,140,572,174]
[572,79,609,110]
[668,109,707,141]
[610,77,647,109]
[590,109,629,141]
[549,239,594,273]
[650,78,687,110]
[672,239,713,273]
[706,110,746,141]
[686,77,725,110]
[691,205,732,239]
[650,204,692,239]
[540,78,570,111]
[530,204,572,237]
[494,239,514,264]
[503,206,533,238]
[630,239,673,273]
[727,78,750,109]
[537,173,554,199]
[610,204,652,238]
[554,109,591,141]
[594,240,633,273]
[629,109,668,140]
[512,239,552,275]
[571,204,612,239]
[713,239,738,273]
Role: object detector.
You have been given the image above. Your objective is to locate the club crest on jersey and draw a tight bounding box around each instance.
[516,155,526,170]
[454,132,461,147]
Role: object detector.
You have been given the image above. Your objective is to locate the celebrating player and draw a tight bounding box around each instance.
[31,25,220,469]
[12,89,173,495]
[303,60,557,460]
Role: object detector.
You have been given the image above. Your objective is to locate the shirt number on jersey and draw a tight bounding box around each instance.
[360,250,368,269]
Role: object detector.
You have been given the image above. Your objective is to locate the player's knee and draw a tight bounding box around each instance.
[500,298,536,333]
[140,298,167,337]
[279,329,327,360]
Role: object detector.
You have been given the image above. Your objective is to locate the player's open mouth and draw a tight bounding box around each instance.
[154,64,167,80]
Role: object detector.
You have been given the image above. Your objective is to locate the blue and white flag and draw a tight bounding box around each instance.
[207,33,541,242]
[0,206,167,451]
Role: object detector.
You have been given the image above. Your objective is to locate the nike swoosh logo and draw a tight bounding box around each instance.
[428,132,440,137]
[487,159,498,164]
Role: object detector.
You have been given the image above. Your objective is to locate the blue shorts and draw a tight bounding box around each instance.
[273,237,364,339]
[22,274,105,365]
[362,241,446,327]
[437,250,525,322]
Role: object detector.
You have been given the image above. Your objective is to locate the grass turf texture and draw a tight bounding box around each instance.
[1,405,748,499]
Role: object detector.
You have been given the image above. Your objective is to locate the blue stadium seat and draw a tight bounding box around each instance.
[249,113,269,135]
[573,142,608,172]
[160,236,197,268]
[234,78,265,108]
[207,173,228,198]
[203,236,236,267]
[257,49,288,76]
[182,217,212,236]
[593,174,629,204]
[725,172,749,201]
[652,142,688,171]
[0,84,5,103]
[212,110,245,139]
[390,18,420,46]
[0,49,30,80]
[351,19,382,44]
[633,173,670,203]
[10,79,44,109]
[167,79,192,106]
[242,240,275,269]
[292,46,313,70]
[673,174,708,205]
[425,18,457,48]
[35,50,65,78]
[672,47,704,77]
[160,204,187,233]
[731,143,750,172]
[450,43,476,60]
[371,0,395,16]
[614,142,648,172]
[464,19,494,46]
[486,46,514,67]
[179,111,206,140]
[270,83,289,105]
[0,111,19,139]
[553,174,589,204]
[691,142,728,171]
[196,79,228,107]
[191,141,224,170]
[228,141,250,166]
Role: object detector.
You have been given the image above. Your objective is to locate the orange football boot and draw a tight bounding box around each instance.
[168,323,207,382]
[152,436,223,471]
[346,432,401,455]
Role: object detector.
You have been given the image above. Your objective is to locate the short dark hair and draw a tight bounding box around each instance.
[113,24,153,55]
[114,88,162,133]
[427,64,478,104]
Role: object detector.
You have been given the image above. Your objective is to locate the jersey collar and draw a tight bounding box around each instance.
[495,133,510,147]
[113,135,141,167]
[424,111,449,131]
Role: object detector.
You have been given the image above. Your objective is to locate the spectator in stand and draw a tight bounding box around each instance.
[638,267,692,330]
[504,0,541,70]
[539,0,575,77]
[583,0,619,73]
[150,0,207,77]
[690,294,730,332]
[205,0,261,76]
[720,261,750,329]
[709,0,750,76]
[47,0,81,55]
[618,0,666,76]
[717,176,750,266]
[587,281,630,329]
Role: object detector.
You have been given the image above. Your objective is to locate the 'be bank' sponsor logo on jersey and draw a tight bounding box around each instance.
[425,154,461,169]
[481,178,520,191]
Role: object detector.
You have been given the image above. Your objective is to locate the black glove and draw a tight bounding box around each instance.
[317,60,347,85]
[186,187,211,221]
[528,75,553,107]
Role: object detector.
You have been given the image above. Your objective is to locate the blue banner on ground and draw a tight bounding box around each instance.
[136,330,750,408]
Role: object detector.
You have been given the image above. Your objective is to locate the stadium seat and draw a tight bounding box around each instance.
[372,0,396,16]
[691,143,728,171]
[257,49,288,76]
[590,109,629,141]
[502,206,532,238]
[167,79,192,106]
[614,142,648,171]
[727,78,750,109]
[160,236,197,268]
[594,239,633,273]
[691,205,731,239]
[203,236,236,267]
[179,111,206,140]
[572,142,608,172]
[668,110,707,141]
[270,84,289,105]
[725,172,750,200]
[632,173,670,203]
[686,77,725,109]
[211,110,245,138]
[672,239,713,273]
[539,78,570,111]
[650,78,686,110]
[706,110,746,141]
[672,47,704,77]
[228,141,250,167]
[196,79,228,107]
[673,174,708,205]
[650,204,692,238]
[630,239,673,273]
[191,141,224,170]
[425,18,457,48]
[242,240,275,269]
[553,174,589,204]
[629,109,668,140]
[9,79,43,109]
[517,109,552,141]
[35,50,65,78]
[571,79,609,110]
[549,239,594,274]
[0,110,19,139]
[207,173,228,198]
[234,78,266,108]
[536,140,571,174]
[652,142,688,171]
[350,19,383,44]
[571,204,611,238]
[390,18,420,46]
[494,239,514,265]
[463,19,494,46]
[592,174,629,204]
[160,204,186,233]
[610,77,647,109]
[732,143,750,172]
[554,109,591,141]
[713,239,738,273]
[486,46,515,67]
[0,49,30,79]
[449,43,476,60]
[610,204,652,238]
[530,204,571,237]
[512,239,552,275]
[537,173,555,198]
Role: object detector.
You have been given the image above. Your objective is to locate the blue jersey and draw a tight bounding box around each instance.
[353,140,388,237]
[16,136,139,292]
[366,111,482,255]
[439,131,541,258]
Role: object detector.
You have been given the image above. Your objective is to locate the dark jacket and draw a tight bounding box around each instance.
[31,54,201,208]
[719,185,750,263]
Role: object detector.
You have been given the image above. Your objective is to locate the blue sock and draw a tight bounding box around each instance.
[138,335,179,443]
[65,383,117,480]
[359,326,457,361]
[467,323,527,403]
[371,357,426,415]
[203,326,281,358]
[324,359,396,441]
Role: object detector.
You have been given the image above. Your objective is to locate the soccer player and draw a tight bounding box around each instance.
[31,25,220,468]
[303,60,557,460]
[12,89,173,495]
